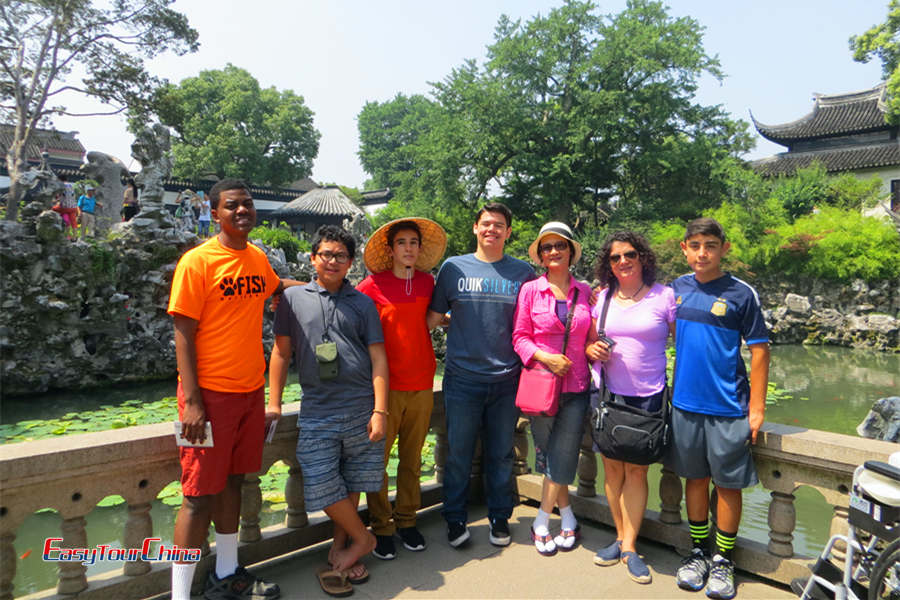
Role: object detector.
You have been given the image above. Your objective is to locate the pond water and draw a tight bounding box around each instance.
[3,345,897,596]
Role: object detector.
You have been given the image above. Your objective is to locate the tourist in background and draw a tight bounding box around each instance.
[77,185,102,238]
[357,217,447,560]
[513,222,592,556]
[52,174,78,239]
[197,190,211,237]
[587,231,676,584]
[122,178,139,221]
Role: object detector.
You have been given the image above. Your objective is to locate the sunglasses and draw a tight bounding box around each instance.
[539,241,570,254]
[609,250,639,263]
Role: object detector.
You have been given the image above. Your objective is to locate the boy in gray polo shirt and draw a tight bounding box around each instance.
[268,225,389,593]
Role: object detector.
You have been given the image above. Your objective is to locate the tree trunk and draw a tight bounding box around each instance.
[4,146,26,221]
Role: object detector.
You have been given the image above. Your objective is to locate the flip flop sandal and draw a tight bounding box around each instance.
[316,567,353,597]
[346,562,369,585]
[554,525,581,551]
[531,527,557,556]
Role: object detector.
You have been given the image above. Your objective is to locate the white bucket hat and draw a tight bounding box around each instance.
[527,221,582,266]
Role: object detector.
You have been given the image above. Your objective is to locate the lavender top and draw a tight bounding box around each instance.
[590,282,676,397]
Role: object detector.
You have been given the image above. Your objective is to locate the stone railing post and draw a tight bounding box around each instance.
[285,463,308,528]
[123,502,153,576]
[659,467,683,525]
[767,491,796,557]
[58,516,88,594]
[828,505,849,561]
[513,418,530,476]
[0,532,15,600]
[239,475,262,543]
[576,422,597,497]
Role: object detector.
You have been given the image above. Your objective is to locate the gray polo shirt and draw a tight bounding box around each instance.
[273,279,384,417]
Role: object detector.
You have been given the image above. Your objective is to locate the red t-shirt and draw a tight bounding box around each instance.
[357,269,436,391]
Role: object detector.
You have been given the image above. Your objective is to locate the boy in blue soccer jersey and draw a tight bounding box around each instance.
[670,217,770,600]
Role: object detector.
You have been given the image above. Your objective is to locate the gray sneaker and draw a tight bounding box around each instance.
[204,567,281,600]
[706,555,736,599]
[676,548,711,591]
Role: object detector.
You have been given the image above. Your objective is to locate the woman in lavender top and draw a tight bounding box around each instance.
[585,231,676,584]
[513,222,592,557]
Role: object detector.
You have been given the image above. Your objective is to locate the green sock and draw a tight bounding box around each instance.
[715,529,737,561]
[689,519,710,553]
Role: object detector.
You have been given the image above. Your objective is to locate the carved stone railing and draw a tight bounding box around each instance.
[515,418,899,586]
[0,392,448,600]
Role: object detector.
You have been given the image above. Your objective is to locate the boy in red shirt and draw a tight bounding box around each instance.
[356,218,447,559]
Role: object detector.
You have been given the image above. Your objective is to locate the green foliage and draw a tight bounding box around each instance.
[851,0,900,123]
[768,207,900,280]
[357,0,751,229]
[72,179,100,198]
[86,239,119,280]
[250,223,309,259]
[3,0,198,221]
[149,64,320,187]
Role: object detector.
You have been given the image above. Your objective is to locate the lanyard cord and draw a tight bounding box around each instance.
[317,290,338,343]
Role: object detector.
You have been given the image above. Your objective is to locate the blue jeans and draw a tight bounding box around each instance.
[441,370,520,524]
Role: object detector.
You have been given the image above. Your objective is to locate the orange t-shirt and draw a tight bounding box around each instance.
[356,269,436,391]
[167,238,280,392]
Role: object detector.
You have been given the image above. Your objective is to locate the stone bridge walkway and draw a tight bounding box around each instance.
[208,503,795,600]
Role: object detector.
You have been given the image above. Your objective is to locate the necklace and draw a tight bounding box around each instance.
[617,282,644,300]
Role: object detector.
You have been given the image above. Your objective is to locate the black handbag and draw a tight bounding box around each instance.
[589,287,671,465]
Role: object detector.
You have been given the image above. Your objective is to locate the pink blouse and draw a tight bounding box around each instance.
[513,275,593,394]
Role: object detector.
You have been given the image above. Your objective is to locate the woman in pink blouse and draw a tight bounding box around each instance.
[586,231,676,584]
[513,222,593,556]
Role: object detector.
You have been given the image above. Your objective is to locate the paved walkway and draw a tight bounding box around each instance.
[232,503,795,600]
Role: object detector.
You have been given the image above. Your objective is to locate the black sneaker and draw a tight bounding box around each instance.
[398,526,427,551]
[204,566,281,600]
[447,521,470,548]
[489,518,511,547]
[372,534,396,560]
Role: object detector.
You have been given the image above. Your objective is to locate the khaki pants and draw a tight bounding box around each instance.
[80,212,96,237]
[367,388,434,535]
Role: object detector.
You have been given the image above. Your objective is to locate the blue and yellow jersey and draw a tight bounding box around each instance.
[671,273,769,417]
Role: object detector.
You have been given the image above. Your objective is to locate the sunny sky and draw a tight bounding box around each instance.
[50,0,889,190]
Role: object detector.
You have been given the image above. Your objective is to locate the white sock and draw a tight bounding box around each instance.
[533,510,551,536]
[560,505,577,531]
[171,562,198,600]
[215,532,239,579]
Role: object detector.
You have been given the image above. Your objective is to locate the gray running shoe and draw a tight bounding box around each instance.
[705,555,736,599]
[676,548,711,591]
[204,567,280,600]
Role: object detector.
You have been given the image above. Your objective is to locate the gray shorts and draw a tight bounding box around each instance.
[668,406,758,489]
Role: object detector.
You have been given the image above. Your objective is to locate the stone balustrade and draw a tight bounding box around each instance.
[515,418,898,586]
[2,389,896,599]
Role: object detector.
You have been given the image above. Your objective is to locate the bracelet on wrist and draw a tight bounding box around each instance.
[373,409,389,416]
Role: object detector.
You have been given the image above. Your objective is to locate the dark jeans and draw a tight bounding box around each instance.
[441,370,520,524]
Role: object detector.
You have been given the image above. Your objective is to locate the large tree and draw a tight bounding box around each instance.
[1,0,198,220]
[150,64,320,187]
[851,0,900,123]
[358,0,752,231]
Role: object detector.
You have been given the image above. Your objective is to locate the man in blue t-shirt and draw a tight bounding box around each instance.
[76,186,102,238]
[669,217,770,600]
[427,202,535,549]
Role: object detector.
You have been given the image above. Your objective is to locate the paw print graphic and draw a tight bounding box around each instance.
[219,277,237,297]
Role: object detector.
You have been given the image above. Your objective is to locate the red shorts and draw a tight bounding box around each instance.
[177,382,265,497]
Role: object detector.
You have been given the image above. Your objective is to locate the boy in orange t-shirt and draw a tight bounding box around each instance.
[166,178,302,600]
[356,218,447,560]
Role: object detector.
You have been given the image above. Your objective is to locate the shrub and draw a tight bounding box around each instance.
[249,223,309,259]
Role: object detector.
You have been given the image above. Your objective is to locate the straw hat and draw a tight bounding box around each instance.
[364,217,448,274]
[528,221,582,266]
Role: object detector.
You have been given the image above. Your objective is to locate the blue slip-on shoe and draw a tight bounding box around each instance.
[593,539,622,566]
[622,551,652,584]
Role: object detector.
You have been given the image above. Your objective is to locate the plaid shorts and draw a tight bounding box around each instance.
[296,410,385,512]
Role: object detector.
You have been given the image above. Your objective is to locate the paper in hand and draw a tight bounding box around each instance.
[174,421,214,447]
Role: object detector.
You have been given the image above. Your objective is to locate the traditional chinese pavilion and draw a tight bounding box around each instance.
[751,84,900,211]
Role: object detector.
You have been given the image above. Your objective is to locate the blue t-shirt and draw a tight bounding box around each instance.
[273,280,384,417]
[430,253,535,382]
[77,194,97,214]
[671,272,769,417]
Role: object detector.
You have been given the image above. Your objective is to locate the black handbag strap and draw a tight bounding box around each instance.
[596,284,613,335]
[561,288,579,355]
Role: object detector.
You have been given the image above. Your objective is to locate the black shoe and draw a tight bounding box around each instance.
[398,526,427,552]
[447,521,470,548]
[204,566,281,600]
[489,517,511,547]
[372,534,396,560]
